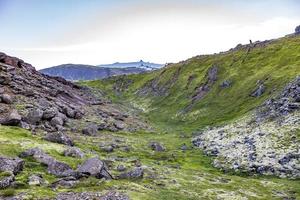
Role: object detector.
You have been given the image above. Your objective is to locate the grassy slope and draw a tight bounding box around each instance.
[83,35,300,132]
[1,126,300,199]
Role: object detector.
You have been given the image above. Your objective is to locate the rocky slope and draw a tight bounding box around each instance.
[0,52,148,133]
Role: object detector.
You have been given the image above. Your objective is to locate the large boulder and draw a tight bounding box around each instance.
[1,109,22,126]
[0,157,24,175]
[77,157,112,179]
[44,132,74,146]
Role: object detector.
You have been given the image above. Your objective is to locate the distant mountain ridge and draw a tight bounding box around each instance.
[39,61,163,81]
[98,60,162,70]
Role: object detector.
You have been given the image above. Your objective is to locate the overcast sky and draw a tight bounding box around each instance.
[0,0,299,69]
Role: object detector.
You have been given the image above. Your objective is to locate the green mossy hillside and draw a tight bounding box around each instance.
[82,35,300,131]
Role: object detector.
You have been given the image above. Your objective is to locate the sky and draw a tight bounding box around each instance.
[0,0,299,69]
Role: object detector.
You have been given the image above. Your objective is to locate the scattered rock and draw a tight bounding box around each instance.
[180,144,188,151]
[0,93,13,104]
[149,142,165,152]
[44,132,74,146]
[51,176,78,189]
[20,148,74,177]
[28,174,44,186]
[251,83,265,97]
[114,121,126,130]
[0,157,24,175]
[116,165,126,172]
[55,191,129,200]
[63,147,84,158]
[26,108,44,125]
[100,145,114,153]
[1,109,22,126]
[50,116,64,127]
[220,80,232,88]
[0,173,14,189]
[43,107,58,120]
[82,124,98,136]
[100,191,130,200]
[119,167,144,179]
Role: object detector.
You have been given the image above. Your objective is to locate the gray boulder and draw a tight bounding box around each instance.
[27,108,44,124]
[43,107,58,120]
[50,116,64,127]
[251,84,265,97]
[44,132,74,146]
[63,147,84,158]
[77,157,112,179]
[28,174,44,186]
[82,124,98,136]
[0,173,14,189]
[0,93,13,104]
[119,167,144,179]
[48,161,74,177]
[220,80,231,88]
[149,142,166,152]
[1,109,22,126]
[20,148,74,177]
[0,157,24,175]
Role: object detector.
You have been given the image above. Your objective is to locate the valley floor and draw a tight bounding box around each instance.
[0,126,299,200]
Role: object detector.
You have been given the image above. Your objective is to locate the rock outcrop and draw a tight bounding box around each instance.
[193,77,300,178]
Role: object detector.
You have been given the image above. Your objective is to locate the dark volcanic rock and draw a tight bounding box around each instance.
[44,132,74,146]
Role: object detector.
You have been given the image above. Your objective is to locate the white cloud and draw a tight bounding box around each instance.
[2,3,299,69]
